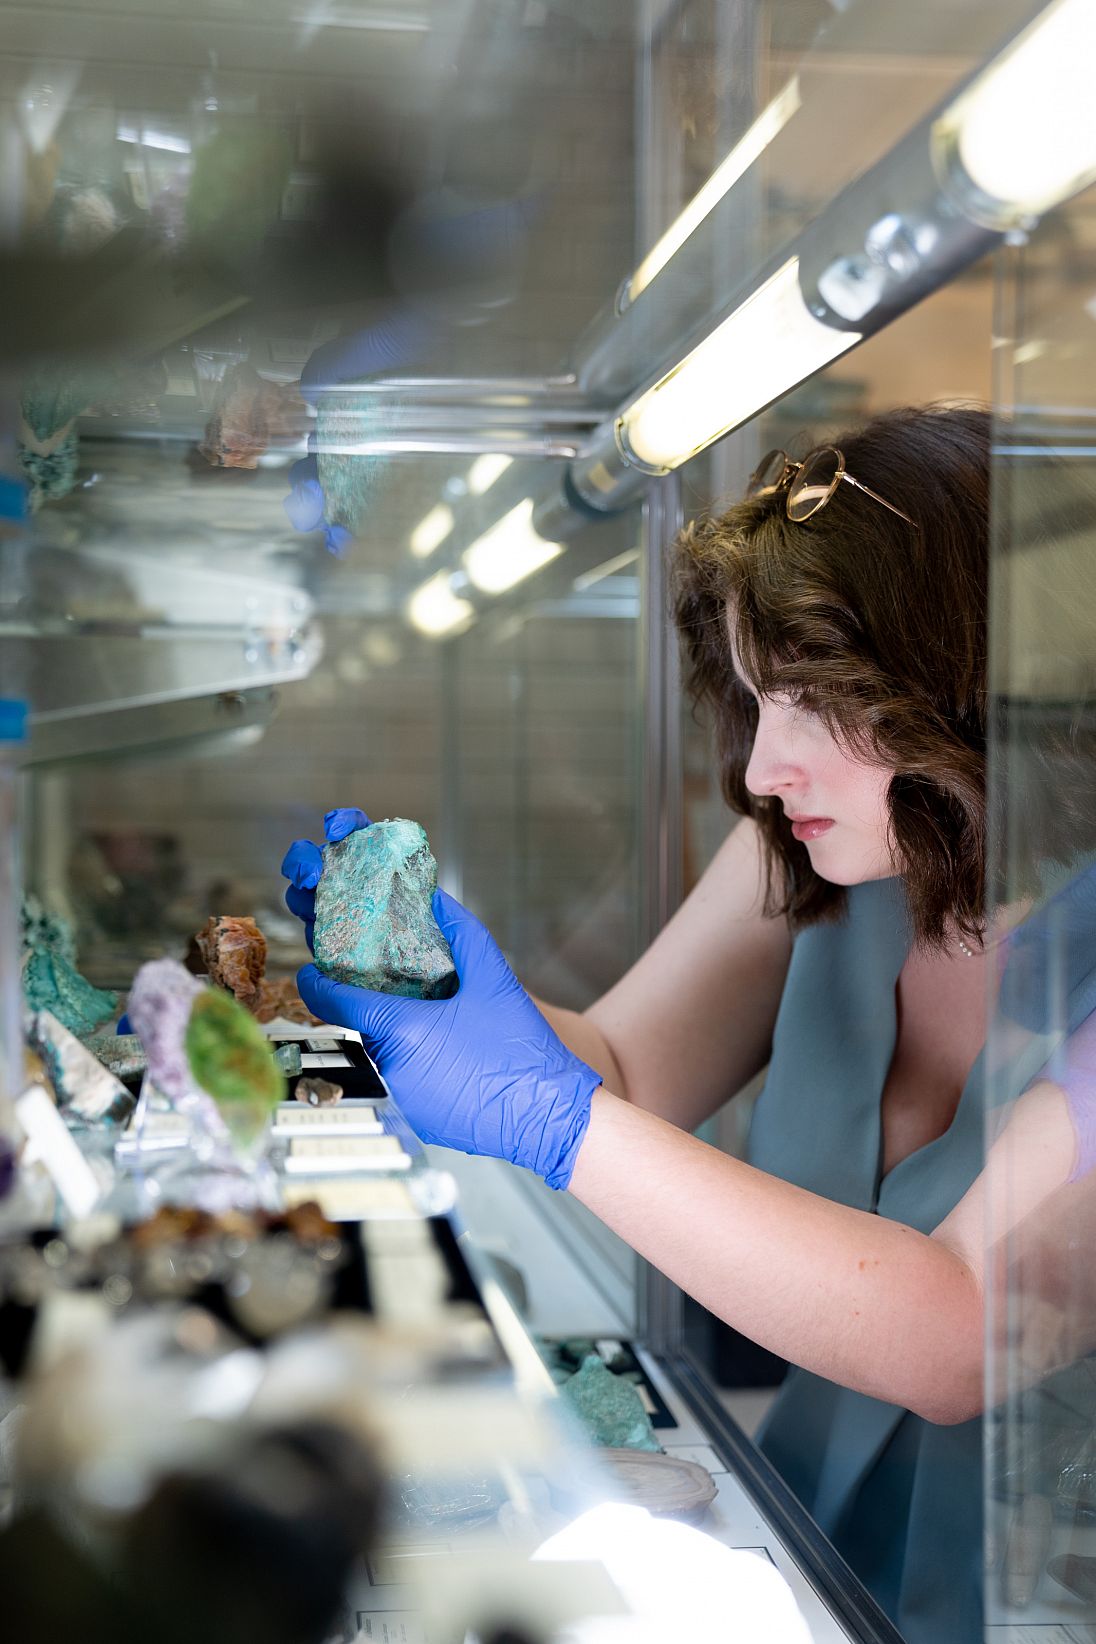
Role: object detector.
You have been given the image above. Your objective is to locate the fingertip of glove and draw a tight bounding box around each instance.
[324,806,371,842]
[281,840,322,889]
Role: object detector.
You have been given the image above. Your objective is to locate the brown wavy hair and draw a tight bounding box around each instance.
[673,404,991,950]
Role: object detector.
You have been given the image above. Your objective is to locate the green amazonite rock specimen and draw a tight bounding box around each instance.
[313,820,458,1000]
[559,1354,661,1453]
[21,896,117,1039]
[185,988,282,1150]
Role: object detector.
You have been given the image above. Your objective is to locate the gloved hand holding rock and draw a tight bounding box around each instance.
[280,808,601,1190]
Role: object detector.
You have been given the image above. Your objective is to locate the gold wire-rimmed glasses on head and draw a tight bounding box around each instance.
[745,446,919,529]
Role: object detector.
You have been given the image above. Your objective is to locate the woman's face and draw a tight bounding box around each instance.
[728,621,896,885]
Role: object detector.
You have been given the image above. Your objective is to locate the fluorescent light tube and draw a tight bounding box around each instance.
[628,78,801,305]
[407,571,475,637]
[466,453,513,495]
[463,499,563,594]
[620,258,857,472]
[940,0,1096,223]
[573,549,639,592]
[408,503,454,558]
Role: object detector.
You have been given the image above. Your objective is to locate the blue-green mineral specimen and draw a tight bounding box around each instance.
[316,393,385,538]
[21,896,117,1039]
[273,1041,302,1077]
[313,819,458,1000]
[559,1354,661,1452]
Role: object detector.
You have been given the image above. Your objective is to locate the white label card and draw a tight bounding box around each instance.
[16,1085,101,1218]
[355,1612,428,1644]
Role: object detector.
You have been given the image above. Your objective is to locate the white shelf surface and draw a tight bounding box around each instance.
[432,1151,859,1643]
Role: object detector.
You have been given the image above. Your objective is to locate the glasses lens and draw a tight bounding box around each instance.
[745,450,788,498]
[787,448,841,521]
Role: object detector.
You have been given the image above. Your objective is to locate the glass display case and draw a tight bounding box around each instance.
[3,3,1095,1641]
[982,181,1096,1635]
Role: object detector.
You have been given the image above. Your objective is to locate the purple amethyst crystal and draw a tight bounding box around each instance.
[127,959,205,1102]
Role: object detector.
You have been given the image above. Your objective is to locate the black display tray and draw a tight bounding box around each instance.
[0,1213,486,1379]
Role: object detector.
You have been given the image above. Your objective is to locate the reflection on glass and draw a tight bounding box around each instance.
[986,184,1096,1628]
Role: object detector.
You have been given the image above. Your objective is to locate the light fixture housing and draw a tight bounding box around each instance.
[932,0,1096,230]
[463,499,563,594]
[618,258,858,474]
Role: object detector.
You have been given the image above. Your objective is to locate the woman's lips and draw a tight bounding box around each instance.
[790,817,835,842]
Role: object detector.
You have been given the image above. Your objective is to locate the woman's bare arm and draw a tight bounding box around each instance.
[567,1078,1079,1425]
[537,819,792,1131]
[533,999,627,1094]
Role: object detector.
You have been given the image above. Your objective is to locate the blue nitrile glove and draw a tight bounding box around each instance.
[281,807,372,952]
[281,805,601,1186]
[282,455,355,559]
[295,887,601,1190]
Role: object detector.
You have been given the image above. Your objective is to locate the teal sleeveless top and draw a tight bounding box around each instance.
[746,873,1096,1644]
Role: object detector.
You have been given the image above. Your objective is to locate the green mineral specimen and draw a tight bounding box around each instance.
[185,989,282,1148]
[21,896,117,1038]
[559,1354,661,1452]
[272,1041,302,1077]
[313,819,458,1000]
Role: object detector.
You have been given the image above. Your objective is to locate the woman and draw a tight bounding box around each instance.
[282,405,1094,1641]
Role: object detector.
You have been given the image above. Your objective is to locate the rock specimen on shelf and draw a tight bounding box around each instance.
[28,1010,136,1126]
[255,976,322,1026]
[192,916,320,1024]
[185,989,282,1148]
[313,819,457,999]
[558,1354,661,1453]
[294,1076,342,1107]
[20,895,117,1039]
[272,1042,302,1077]
[196,915,267,1011]
[127,958,206,1103]
[85,1031,148,1083]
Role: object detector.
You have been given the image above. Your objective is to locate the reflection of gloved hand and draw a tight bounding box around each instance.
[283,455,353,558]
[281,807,371,951]
[281,807,600,1189]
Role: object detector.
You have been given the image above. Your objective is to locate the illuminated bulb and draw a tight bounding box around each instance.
[463,498,563,594]
[621,258,856,472]
[943,0,1096,223]
[407,571,475,637]
[466,453,513,495]
[628,78,801,304]
[408,503,454,558]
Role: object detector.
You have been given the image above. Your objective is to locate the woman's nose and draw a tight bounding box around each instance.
[745,713,803,799]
